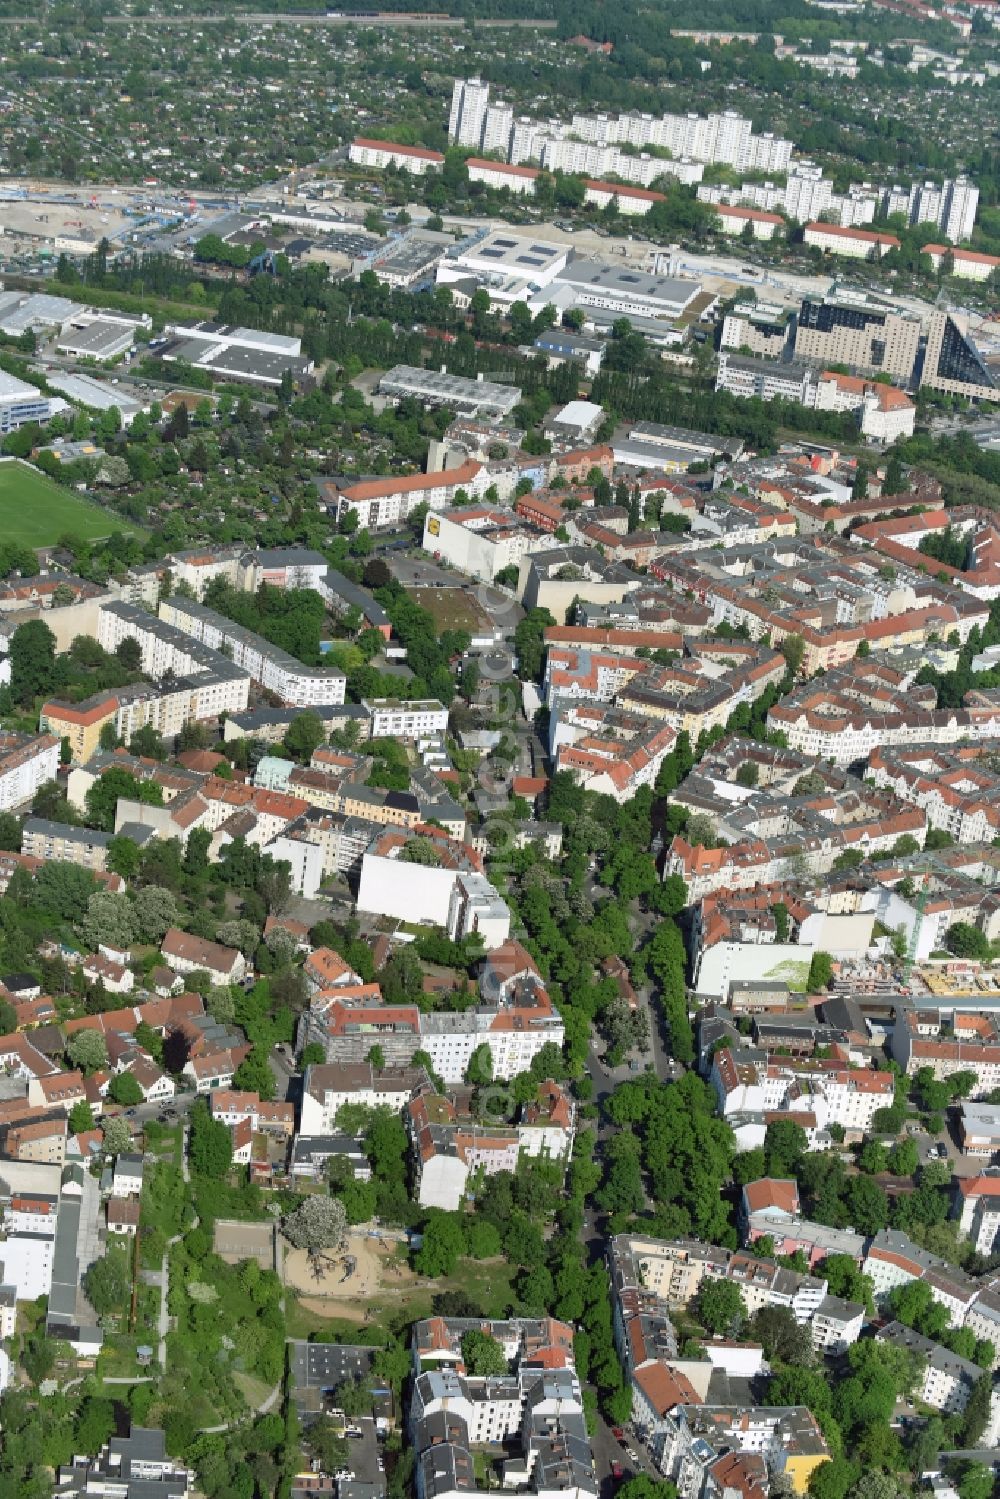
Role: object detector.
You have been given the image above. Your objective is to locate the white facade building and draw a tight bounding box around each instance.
[0,731,60,812]
[449,77,491,148]
[363,698,449,739]
[349,138,444,175]
[157,597,345,708]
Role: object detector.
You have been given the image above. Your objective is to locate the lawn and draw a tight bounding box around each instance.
[0,461,146,546]
[411,586,493,635]
[283,1253,517,1341]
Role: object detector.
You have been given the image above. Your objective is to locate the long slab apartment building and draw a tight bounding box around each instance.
[324,456,490,531]
[157,597,346,708]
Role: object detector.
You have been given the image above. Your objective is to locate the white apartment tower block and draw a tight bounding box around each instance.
[449,78,491,149]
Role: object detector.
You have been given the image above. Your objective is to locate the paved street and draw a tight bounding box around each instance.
[592,1412,661,1493]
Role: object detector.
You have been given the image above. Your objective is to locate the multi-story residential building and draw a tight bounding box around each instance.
[921,312,996,402]
[720,302,795,359]
[356,825,510,950]
[348,137,444,174]
[157,597,345,708]
[0,730,60,811]
[209,1089,294,1141]
[448,77,492,148]
[40,694,119,765]
[878,1323,1000,1439]
[410,1315,594,1499]
[298,940,565,1085]
[543,646,648,704]
[902,176,979,242]
[955,1174,1000,1256]
[660,1403,829,1496]
[299,1061,427,1134]
[891,1009,1000,1096]
[711,1047,895,1135]
[55,1425,191,1498]
[362,698,449,740]
[408,1080,575,1210]
[867,746,1000,843]
[466,158,539,195]
[666,786,925,900]
[583,180,668,217]
[611,1235,827,1325]
[793,292,921,379]
[922,244,1000,281]
[803,223,900,260]
[328,458,488,531]
[555,719,677,803]
[810,1295,865,1354]
[423,504,550,583]
[21,817,113,872]
[714,204,784,239]
[864,1229,980,1327]
[768,661,1000,764]
[96,601,251,724]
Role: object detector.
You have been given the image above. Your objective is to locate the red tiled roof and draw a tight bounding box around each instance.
[352,136,444,163]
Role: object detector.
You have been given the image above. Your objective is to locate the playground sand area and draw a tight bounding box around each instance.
[281,1230,416,1313]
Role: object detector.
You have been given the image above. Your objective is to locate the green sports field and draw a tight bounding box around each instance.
[0,461,145,547]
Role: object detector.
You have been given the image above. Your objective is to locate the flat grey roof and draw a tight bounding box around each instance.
[56,320,136,357]
[556,257,698,308]
[289,1338,377,1389]
[46,372,142,413]
[379,364,521,407]
[162,337,311,383]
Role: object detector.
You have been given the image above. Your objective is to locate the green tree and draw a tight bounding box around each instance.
[101,1115,133,1157]
[285,710,326,762]
[781,633,805,679]
[107,835,140,880]
[188,1102,233,1179]
[283,1195,348,1252]
[750,1305,813,1365]
[414,1210,466,1276]
[68,1099,95,1134]
[460,1329,507,1375]
[808,1460,860,1499]
[954,1465,994,1499]
[67,1030,108,1075]
[83,1250,129,1314]
[466,1043,493,1086]
[945,923,990,961]
[808,951,834,990]
[10,618,56,704]
[959,1373,993,1447]
[764,1119,808,1177]
[887,1138,919,1177]
[232,1046,276,1102]
[696,1280,746,1336]
[108,1072,144,1107]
